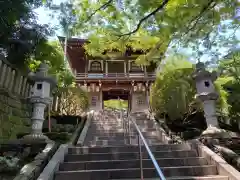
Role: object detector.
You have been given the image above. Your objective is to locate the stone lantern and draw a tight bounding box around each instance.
[193,62,219,127]
[23,63,56,141]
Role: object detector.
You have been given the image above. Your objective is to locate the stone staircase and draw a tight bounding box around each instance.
[54,110,229,180]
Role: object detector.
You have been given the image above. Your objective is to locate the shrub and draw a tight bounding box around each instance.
[181,129,202,140]
[0,156,20,173]
[16,132,29,139]
[45,132,70,143]
[51,124,75,133]
[150,56,199,122]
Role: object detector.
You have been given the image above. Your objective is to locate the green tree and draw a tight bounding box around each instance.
[219,49,240,80]
[56,87,89,116]
[28,40,66,82]
[69,0,239,64]
[0,0,56,71]
[151,55,200,121]
[217,49,240,121]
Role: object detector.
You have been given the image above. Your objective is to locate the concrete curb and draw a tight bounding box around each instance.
[37,112,93,180]
[37,144,68,180]
[69,116,86,145]
[189,139,240,180]
[77,113,93,145]
[13,141,57,180]
[153,119,171,144]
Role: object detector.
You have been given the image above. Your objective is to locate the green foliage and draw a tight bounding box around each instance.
[104,100,128,109]
[27,40,70,86]
[56,87,89,116]
[45,132,70,143]
[214,77,232,117]
[50,124,75,133]
[219,50,240,80]
[27,40,89,118]
[222,80,240,119]
[216,49,240,122]
[0,156,20,173]
[50,1,76,35]
[150,55,200,121]
[68,0,240,64]
[0,115,30,142]
[0,0,53,70]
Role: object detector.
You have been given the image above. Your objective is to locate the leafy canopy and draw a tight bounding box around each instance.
[150,55,198,121]
[0,0,54,70]
[69,0,240,64]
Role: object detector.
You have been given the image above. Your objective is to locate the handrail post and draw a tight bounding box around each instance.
[138,134,144,179]
[128,116,131,144]
[129,115,166,180]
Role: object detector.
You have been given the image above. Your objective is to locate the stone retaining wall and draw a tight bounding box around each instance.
[0,55,32,141]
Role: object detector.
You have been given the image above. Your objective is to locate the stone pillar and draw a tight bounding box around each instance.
[193,62,219,128]
[131,82,148,113]
[23,63,56,142]
[88,83,103,112]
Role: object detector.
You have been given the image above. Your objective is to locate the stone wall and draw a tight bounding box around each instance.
[0,55,32,141]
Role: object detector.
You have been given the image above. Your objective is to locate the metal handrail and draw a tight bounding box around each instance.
[126,115,166,180]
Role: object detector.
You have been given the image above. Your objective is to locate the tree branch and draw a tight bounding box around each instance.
[118,0,170,37]
[182,0,216,38]
[171,0,216,48]
[86,0,114,22]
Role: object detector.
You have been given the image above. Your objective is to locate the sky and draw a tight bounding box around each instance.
[34,0,66,39]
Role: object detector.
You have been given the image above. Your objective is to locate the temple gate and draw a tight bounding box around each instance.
[58,36,156,112]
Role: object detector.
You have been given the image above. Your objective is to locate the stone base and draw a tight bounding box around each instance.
[22,133,49,144]
[201,125,231,139]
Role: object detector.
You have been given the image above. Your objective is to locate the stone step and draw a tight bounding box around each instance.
[86,140,128,146]
[59,157,208,171]
[92,121,155,126]
[73,144,191,152]
[91,137,161,144]
[86,139,161,146]
[91,129,125,132]
[89,126,157,131]
[92,120,122,123]
[86,131,159,137]
[91,123,124,126]
[128,128,158,132]
[110,175,229,180]
[89,128,157,132]
[90,129,126,133]
[92,121,154,124]
[65,150,197,162]
[55,165,217,180]
[94,135,137,141]
[94,135,159,141]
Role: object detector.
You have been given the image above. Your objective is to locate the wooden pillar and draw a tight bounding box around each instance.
[99,88,103,111]
[129,81,134,112]
[105,61,108,74]
[124,61,127,74]
[128,60,131,71]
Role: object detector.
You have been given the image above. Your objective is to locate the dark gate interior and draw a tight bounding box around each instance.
[103,89,129,101]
